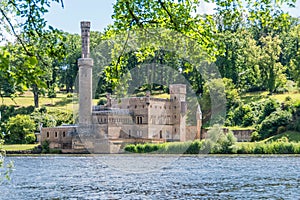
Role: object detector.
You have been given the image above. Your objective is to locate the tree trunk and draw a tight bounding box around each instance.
[32,84,39,108]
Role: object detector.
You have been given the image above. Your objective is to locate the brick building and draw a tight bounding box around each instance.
[40,22,202,153]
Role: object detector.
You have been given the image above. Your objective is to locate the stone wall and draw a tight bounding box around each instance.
[201,128,254,142]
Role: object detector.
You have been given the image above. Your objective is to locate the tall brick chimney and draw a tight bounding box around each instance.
[78,21,93,126]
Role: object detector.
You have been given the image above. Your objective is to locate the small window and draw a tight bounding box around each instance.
[136,116,142,124]
[174,115,177,119]
[143,105,145,108]
[55,132,58,137]
[135,105,137,108]
[174,106,177,109]
[175,128,177,133]
[174,96,177,100]
[63,132,66,137]
[46,132,49,138]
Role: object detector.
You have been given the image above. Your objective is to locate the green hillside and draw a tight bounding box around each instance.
[263,131,300,143]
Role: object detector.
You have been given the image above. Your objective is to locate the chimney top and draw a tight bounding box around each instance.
[80,21,91,58]
[81,21,91,29]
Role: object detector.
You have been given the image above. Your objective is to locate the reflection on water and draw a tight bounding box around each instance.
[1,155,300,199]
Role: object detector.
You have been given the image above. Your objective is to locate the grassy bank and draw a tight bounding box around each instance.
[124,140,300,154]
[3,144,39,151]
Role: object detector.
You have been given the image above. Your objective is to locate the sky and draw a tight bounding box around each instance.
[43,0,300,34]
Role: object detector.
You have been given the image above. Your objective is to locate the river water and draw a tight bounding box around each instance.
[1,155,300,199]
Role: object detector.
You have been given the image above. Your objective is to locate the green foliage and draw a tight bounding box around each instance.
[263,131,300,143]
[205,125,237,154]
[5,115,36,144]
[124,125,237,154]
[258,110,293,139]
[47,84,57,98]
[251,131,260,142]
[49,148,62,154]
[41,140,50,154]
[97,97,107,106]
[258,99,279,123]
[30,108,56,130]
[236,141,300,154]
[226,98,280,128]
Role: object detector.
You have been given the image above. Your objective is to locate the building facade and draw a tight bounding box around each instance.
[40,21,202,153]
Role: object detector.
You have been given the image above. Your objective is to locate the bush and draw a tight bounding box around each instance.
[49,149,62,154]
[205,125,237,154]
[136,144,145,153]
[41,140,50,153]
[97,97,107,106]
[5,115,36,144]
[277,126,286,134]
[258,110,292,139]
[258,99,279,123]
[144,143,159,153]
[251,131,260,142]
[185,140,202,154]
[25,133,36,144]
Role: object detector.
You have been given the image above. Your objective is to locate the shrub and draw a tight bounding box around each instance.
[124,144,136,153]
[136,144,145,153]
[277,126,286,134]
[258,110,292,139]
[258,99,279,123]
[49,149,62,154]
[251,131,260,142]
[25,133,36,144]
[253,144,264,154]
[5,115,36,144]
[205,125,237,153]
[185,140,202,154]
[144,143,159,153]
[97,97,107,106]
[41,140,50,153]
[236,143,254,154]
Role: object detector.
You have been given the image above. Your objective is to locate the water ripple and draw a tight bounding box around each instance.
[1,156,300,199]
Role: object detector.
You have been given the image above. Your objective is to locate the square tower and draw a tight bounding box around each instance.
[169,84,187,141]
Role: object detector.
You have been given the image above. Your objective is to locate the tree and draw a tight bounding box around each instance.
[282,24,300,86]
[0,0,66,107]
[58,33,81,93]
[259,35,286,93]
